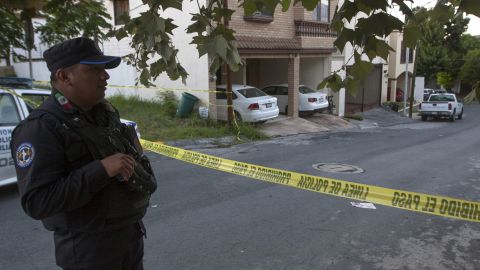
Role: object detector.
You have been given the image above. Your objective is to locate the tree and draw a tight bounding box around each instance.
[36,0,112,45]
[436,71,455,90]
[415,5,470,85]
[460,49,480,85]
[0,5,26,66]
[1,0,480,93]
[0,0,111,66]
[109,0,480,92]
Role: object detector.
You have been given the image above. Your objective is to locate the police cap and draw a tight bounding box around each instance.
[43,37,121,74]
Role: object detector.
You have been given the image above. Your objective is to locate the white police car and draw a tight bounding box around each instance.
[0,78,140,187]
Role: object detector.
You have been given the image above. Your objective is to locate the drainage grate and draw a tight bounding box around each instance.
[312,163,365,174]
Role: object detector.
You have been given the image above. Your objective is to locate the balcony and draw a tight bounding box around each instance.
[294,21,337,38]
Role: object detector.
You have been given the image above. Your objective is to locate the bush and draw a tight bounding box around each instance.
[156,91,178,118]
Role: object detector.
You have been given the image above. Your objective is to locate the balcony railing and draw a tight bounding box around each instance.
[294,21,337,38]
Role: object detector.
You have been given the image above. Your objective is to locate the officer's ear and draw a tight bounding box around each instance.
[54,68,70,85]
[54,66,76,86]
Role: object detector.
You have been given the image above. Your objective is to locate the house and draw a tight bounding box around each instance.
[387,30,417,104]
[8,0,210,103]
[210,0,344,118]
[6,0,345,120]
[341,31,418,114]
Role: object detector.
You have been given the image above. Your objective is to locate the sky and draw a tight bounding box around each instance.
[411,0,480,36]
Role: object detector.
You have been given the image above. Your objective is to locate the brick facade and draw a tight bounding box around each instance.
[229,0,338,50]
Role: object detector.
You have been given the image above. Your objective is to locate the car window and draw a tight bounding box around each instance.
[263,87,276,95]
[22,93,49,112]
[216,88,227,100]
[429,95,455,102]
[237,87,267,98]
[0,93,20,126]
[216,88,238,100]
[277,87,288,95]
[299,86,316,94]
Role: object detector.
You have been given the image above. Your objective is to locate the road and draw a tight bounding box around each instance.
[1,105,480,270]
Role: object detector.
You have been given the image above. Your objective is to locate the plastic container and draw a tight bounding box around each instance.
[176,92,199,117]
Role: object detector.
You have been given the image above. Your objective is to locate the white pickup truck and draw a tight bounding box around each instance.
[419,93,464,122]
[0,84,140,187]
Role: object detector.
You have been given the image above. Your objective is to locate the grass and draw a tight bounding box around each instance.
[343,114,364,121]
[108,93,268,142]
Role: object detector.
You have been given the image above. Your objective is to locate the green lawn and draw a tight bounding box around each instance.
[108,94,267,142]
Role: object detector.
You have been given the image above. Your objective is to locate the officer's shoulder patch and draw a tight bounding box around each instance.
[16,142,35,168]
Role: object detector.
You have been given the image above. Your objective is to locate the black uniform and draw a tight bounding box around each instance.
[11,91,156,270]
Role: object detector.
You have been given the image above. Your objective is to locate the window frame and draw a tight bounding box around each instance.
[314,0,330,23]
[0,93,21,126]
[113,0,130,26]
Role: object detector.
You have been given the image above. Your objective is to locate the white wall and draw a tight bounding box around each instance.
[414,77,425,102]
[300,58,325,91]
[10,0,209,103]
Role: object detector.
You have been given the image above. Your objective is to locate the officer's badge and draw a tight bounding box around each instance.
[16,143,35,168]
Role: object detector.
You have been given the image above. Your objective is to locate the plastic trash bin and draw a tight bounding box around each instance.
[176,92,199,117]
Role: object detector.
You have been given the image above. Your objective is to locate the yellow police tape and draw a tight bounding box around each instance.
[140,139,480,223]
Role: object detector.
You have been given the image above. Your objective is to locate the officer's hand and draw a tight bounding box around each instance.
[101,153,135,181]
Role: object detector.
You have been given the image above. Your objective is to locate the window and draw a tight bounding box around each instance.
[299,86,316,94]
[263,87,276,95]
[22,93,49,112]
[243,2,274,23]
[314,0,330,23]
[216,88,238,100]
[277,87,288,95]
[0,94,20,126]
[237,88,267,98]
[113,0,129,25]
[400,42,414,63]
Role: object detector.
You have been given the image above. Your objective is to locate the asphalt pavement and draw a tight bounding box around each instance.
[1,104,479,269]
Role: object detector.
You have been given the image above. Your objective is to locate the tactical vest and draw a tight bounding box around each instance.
[34,99,156,232]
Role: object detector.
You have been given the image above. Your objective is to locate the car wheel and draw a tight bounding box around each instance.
[458,109,463,120]
[421,115,427,121]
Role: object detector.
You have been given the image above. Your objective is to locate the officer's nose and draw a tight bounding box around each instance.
[101,69,110,81]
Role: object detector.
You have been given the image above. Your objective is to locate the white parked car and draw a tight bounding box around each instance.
[0,80,140,187]
[216,84,279,123]
[262,84,329,114]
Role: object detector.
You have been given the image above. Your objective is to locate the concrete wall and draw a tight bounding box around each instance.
[300,58,325,90]
[10,0,209,103]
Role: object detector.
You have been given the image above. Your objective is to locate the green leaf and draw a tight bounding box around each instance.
[403,20,421,48]
[375,39,393,61]
[243,0,258,16]
[214,35,228,60]
[333,28,355,53]
[139,68,151,86]
[350,60,373,81]
[392,0,413,18]
[281,0,292,12]
[459,0,480,17]
[322,73,343,92]
[337,0,359,22]
[155,0,183,11]
[300,0,319,11]
[114,29,128,40]
[344,76,360,97]
[356,0,388,13]
[356,13,403,37]
[431,3,451,23]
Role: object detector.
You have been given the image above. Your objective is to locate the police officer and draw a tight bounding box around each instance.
[11,37,156,270]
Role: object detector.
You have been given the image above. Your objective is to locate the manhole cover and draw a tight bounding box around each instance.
[312,163,365,174]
